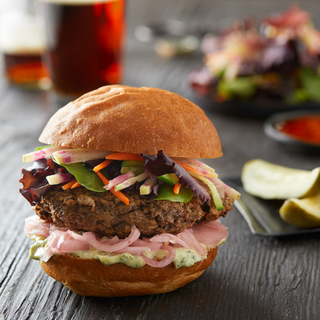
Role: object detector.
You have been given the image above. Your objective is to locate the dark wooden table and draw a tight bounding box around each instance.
[1,1,320,319]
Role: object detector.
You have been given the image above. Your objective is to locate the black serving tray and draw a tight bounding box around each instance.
[225,178,320,236]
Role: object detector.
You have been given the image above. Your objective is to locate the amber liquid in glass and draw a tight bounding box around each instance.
[4,51,50,89]
[41,0,125,99]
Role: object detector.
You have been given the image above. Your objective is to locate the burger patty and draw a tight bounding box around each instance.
[34,186,234,238]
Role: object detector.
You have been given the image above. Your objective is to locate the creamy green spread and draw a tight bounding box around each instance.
[30,235,48,260]
[29,235,226,269]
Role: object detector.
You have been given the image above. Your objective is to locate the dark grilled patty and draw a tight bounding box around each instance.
[34,186,234,238]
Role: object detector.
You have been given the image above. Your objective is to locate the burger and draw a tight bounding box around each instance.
[20,85,240,297]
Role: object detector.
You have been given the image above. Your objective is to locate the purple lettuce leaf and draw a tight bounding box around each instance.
[142,151,211,203]
[20,184,53,206]
[19,158,65,205]
[260,39,299,74]
[187,67,218,97]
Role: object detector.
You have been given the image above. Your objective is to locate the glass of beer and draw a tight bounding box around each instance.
[0,3,51,90]
[38,0,126,105]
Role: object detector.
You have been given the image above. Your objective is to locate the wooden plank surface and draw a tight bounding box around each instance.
[1,1,320,319]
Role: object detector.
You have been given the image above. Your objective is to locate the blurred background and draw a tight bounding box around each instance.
[1,0,320,111]
[0,1,319,98]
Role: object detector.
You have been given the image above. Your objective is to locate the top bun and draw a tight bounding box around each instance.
[39,85,222,158]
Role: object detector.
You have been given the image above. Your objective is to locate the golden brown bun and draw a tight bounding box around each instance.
[39,85,222,158]
[40,247,218,297]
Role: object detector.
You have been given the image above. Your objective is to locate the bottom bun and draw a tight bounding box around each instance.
[40,247,218,297]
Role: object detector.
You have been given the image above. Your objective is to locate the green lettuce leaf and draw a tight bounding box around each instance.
[55,161,108,192]
[35,145,55,151]
[299,68,320,102]
[156,184,194,203]
[217,76,256,99]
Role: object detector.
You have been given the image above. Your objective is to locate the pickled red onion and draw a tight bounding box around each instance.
[24,215,50,238]
[81,226,140,252]
[191,220,229,248]
[178,229,207,256]
[115,239,162,255]
[142,245,176,268]
[25,215,229,267]
[149,233,189,249]
[43,230,90,262]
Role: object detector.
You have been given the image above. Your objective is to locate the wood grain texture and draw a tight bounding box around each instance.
[1,0,320,319]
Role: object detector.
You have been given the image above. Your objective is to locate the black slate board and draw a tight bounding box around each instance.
[226,178,320,236]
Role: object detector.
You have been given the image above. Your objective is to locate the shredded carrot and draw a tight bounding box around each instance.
[95,171,129,205]
[174,160,212,177]
[106,153,144,162]
[93,160,112,172]
[71,181,82,189]
[95,171,109,186]
[62,180,77,190]
[173,183,182,194]
[110,187,130,205]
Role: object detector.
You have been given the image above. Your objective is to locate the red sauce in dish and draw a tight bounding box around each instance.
[276,115,320,145]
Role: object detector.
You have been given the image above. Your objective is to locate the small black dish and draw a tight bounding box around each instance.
[264,110,320,153]
[225,178,320,236]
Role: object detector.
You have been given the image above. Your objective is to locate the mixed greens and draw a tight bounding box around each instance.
[20,147,241,209]
[188,6,320,105]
